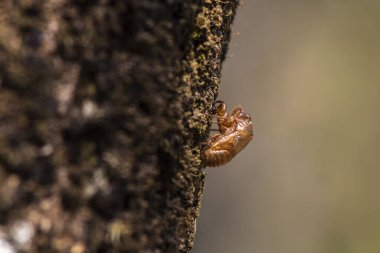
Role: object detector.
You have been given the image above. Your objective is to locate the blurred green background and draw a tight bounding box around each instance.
[193,1,380,253]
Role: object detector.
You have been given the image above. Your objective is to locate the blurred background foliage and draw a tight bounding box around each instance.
[193,1,380,252]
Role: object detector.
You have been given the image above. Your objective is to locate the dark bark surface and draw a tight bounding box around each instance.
[0,0,239,252]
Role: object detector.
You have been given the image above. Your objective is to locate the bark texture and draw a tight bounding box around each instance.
[0,0,239,252]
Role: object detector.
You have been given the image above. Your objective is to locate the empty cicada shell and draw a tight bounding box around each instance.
[202,100,254,167]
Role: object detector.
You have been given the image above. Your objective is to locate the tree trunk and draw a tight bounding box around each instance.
[0,1,239,252]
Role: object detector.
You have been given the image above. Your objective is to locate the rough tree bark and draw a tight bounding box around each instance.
[0,0,239,252]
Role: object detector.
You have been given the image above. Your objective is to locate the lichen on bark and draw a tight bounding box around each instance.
[0,0,239,252]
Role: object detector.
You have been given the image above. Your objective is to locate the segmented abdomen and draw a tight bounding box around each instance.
[202,149,234,167]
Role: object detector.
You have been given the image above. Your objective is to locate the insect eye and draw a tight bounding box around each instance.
[215,103,226,114]
[238,112,251,120]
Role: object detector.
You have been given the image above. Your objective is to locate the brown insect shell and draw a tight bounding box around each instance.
[203,107,253,167]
